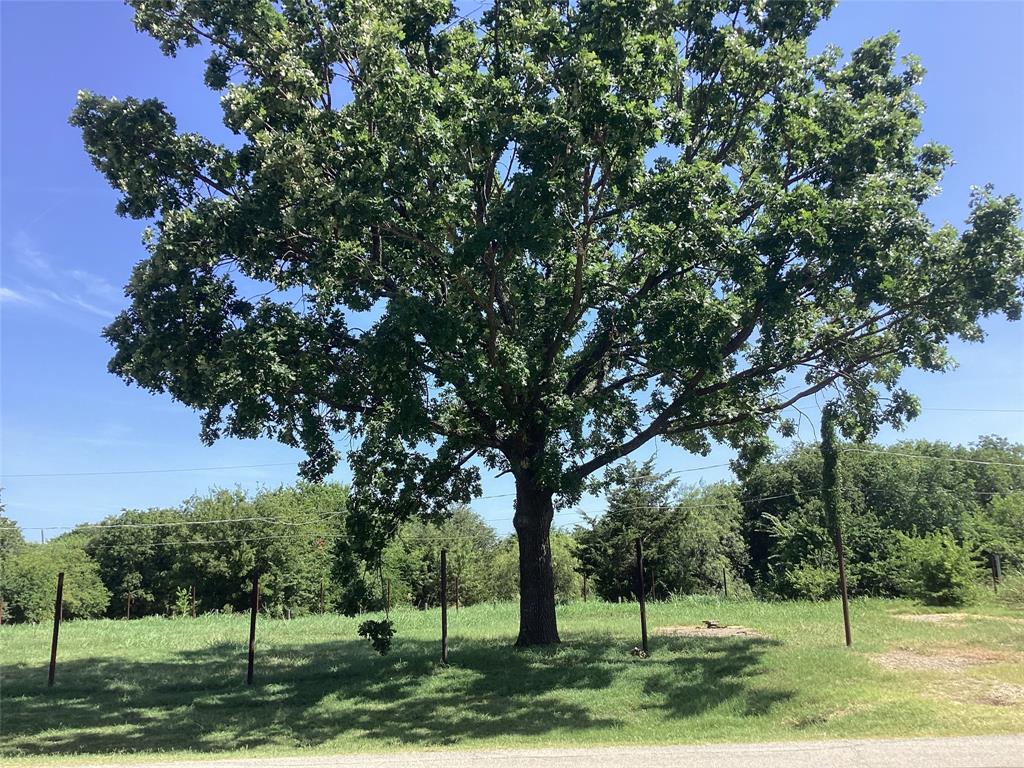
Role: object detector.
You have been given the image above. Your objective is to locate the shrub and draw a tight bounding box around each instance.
[900,531,981,606]
[3,538,110,622]
[774,562,837,601]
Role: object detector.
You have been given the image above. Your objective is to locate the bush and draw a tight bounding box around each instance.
[3,538,110,622]
[900,531,981,606]
[773,563,837,601]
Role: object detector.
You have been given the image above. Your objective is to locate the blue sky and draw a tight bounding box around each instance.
[2,1,1022,537]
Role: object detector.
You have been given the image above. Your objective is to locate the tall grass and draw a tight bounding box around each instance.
[1,597,1021,764]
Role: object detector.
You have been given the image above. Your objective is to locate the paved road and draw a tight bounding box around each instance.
[74,735,1024,768]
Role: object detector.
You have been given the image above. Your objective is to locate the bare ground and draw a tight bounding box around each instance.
[653,624,766,639]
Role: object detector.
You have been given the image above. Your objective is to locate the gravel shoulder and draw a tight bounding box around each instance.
[69,735,1024,768]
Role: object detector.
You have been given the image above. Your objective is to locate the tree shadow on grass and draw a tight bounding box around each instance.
[640,635,791,718]
[2,633,790,758]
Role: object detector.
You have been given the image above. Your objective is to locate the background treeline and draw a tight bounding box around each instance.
[0,486,582,623]
[1,437,1021,623]
[742,435,1023,602]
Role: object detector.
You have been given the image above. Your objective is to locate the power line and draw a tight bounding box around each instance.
[1,461,298,480]
[923,407,1024,414]
[782,404,1024,415]
[10,510,347,533]
[437,1,488,32]
[479,490,819,524]
[844,448,1024,468]
[86,530,341,550]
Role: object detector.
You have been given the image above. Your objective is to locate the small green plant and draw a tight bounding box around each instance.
[173,587,191,617]
[358,618,395,655]
[900,531,980,606]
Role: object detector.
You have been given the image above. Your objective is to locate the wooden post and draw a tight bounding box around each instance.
[440,550,448,665]
[836,528,852,647]
[386,578,392,612]
[991,553,1002,593]
[319,577,325,614]
[722,566,728,598]
[191,584,196,618]
[582,572,588,603]
[246,571,259,685]
[636,539,649,656]
[126,591,132,620]
[48,572,64,686]
[821,408,852,647]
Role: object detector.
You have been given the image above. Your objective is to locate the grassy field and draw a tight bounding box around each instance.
[1,596,1022,764]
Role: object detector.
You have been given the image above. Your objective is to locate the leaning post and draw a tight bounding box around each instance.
[48,572,65,686]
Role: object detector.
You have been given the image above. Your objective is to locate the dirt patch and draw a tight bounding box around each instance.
[655,624,766,639]
[894,612,970,625]
[928,676,1024,708]
[873,646,1015,673]
[978,683,1024,707]
[894,612,1024,627]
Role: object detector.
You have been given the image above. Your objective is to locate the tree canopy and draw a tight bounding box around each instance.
[73,0,1024,644]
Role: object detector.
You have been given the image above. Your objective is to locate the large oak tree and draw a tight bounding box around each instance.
[74,0,1023,645]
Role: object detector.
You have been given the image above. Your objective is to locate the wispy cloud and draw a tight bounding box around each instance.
[3,231,122,320]
[0,286,35,305]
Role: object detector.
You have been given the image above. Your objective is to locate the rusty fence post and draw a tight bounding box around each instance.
[440,550,448,665]
[636,539,648,656]
[246,571,260,685]
[836,528,852,647]
[48,572,65,686]
[991,553,1002,593]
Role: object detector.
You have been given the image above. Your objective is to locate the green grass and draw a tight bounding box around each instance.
[1,597,1022,764]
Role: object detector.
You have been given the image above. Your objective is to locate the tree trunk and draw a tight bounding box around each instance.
[514,479,560,646]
